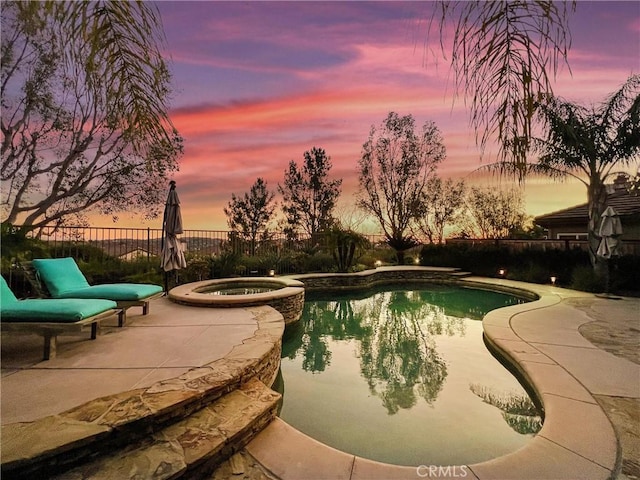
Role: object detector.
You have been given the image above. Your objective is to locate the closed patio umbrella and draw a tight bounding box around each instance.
[596,206,623,296]
[161,180,187,292]
[596,206,623,259]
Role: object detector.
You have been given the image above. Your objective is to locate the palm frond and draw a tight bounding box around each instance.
[438,1,575,177]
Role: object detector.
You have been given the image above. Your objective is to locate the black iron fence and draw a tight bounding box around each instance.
[13,225,640,263]
[14,225,389,274]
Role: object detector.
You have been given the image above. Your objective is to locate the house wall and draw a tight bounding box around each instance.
[545,218,640,241]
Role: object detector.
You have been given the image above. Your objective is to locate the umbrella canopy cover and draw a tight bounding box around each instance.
[596,206,623,259]
[162,181,187,272]
[164,182,183,236]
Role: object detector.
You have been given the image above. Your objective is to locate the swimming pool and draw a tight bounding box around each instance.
[277,283,541,466]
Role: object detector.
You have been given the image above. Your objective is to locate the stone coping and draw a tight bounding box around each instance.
[248,273,623,480]
[291,266,470,291]
[169,277,305,306]
[0,305,285,477]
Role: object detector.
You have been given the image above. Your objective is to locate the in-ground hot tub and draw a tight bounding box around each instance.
[169,277,305,325]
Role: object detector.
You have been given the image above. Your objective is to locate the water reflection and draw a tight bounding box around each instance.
[283,286,523,413]
[469,384,543,434]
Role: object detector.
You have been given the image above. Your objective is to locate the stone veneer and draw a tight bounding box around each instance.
[1,305,284,478]
[169,277,305,325]
[292,265,472,291]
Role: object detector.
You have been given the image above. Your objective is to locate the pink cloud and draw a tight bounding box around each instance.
[93,2,638,232]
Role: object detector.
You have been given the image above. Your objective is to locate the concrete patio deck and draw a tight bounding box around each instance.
[1,297,260,424]
[243,278,639,480]
[1,275,638,479]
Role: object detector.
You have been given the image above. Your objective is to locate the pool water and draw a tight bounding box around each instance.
[205,286,281,295]
[277,284,541,466]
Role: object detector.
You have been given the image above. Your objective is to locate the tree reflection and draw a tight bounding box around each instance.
[359,290,452,414]
[283,286,526,416]
[469,384,542,434]
[282,298,372,373]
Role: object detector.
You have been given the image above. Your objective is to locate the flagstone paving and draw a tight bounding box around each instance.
[575,296,640,479]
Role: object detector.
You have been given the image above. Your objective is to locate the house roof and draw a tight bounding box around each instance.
[535,188,640,226]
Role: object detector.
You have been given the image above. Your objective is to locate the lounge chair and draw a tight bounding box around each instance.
[29,257,164,326]
[1,277,119,360]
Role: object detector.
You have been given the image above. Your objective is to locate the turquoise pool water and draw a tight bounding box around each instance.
[277,284,541,466]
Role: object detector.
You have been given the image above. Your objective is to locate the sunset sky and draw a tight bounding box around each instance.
[114,1,639,231]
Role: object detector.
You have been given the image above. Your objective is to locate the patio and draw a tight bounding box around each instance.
[1,272,638,479]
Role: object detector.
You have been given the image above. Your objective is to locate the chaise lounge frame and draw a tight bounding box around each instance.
[1,308,120,360]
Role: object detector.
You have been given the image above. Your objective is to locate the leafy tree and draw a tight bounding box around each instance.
[459,186,527,239]
[223,177,275,256]
[531,75,640,269]
[357,112,445,263]
[415,177,466,244]
[278,147,342,238]
[1,1,182,231]
[434,1,575,173]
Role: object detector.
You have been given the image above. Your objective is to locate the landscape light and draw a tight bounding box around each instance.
[498,268,506,277]
[550,276,557,286]
[269,269,275,277]
[375,260,382,268]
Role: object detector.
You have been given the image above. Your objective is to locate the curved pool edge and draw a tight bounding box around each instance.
[464,277,620,479]
[247,273,621,480]
[169,277,305,325]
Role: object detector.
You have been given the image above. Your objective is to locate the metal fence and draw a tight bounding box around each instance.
[16,225,389,275]
[9,225,639,278]
[16,226,640,260]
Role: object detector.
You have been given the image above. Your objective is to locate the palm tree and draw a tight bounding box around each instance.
[532,75,640,269]
[435,1,575,173]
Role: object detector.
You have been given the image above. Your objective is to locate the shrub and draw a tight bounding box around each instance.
[416,242,640,295]
[570,265,603,293]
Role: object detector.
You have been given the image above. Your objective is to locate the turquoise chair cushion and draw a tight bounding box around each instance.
[1,276,18,304]
[2,298,117,323]
[32,258,89,297]
[31,258,162,300]
[0,277,117,322]
[56,283,163,301]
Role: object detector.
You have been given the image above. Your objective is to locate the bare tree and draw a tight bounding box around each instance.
[357,112,446,263]
[1,1,182,231]
[416,177,466,244]
[458,186,527,239]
